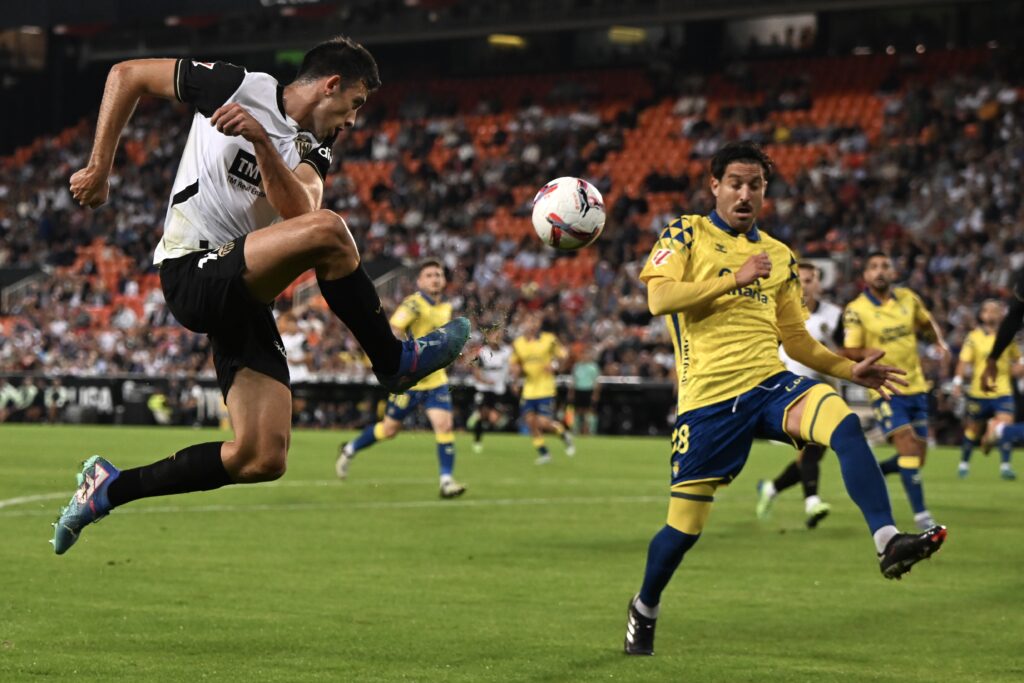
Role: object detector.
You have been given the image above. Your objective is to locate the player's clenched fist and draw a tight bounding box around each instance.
[735,251,772,287]
[210,103,269,144]
[69,166,110,209]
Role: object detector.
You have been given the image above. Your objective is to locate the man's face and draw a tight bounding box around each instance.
[710,161,765,232]
[864,256,894,291]
[799,266,821,299]
[417,266,446,296]
[980,300,1005,326]
[310,76,369,140]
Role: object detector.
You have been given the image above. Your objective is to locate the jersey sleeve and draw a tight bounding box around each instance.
[299,133,336,180]
[174,59,246,117]
[389,297,419,333]
[639,218,691,285]
[843,302,865,348]
[959,334,976,363]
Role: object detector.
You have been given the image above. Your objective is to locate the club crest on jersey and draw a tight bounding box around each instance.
[217,241,235,258]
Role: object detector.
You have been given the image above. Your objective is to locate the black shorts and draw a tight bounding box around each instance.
[475,390,503,409]
[159,234,289,399]
[574,390,593,410]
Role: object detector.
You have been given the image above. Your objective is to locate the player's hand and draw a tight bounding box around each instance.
[850,349,908,401]
[980,358,999,393]
[69,165,110,208]
[210,103,269,144]
[735,251,772,287]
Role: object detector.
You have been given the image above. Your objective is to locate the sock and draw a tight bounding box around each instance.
[878,454,900,475]
[474,417,485,443]
[638,525,701,608]
[873,525,899,554]
[830,415,896,533]
[804,494,822,513]
[533,436,548,457]
[771,461,801,494]
[1001,461,1013,471]
[317,267,402,376]
[106,442,231,507]
[634,596,659,619]
[351,423,384,453]
[961,436,979,463]
[587,413,598,435]
[798,445,824,498]
[899,466,927,514]
[999,441,1013,464]
[437,433,455,476]
[1000,423,1024,444]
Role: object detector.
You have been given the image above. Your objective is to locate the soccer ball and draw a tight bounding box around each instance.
[531,177,606,250]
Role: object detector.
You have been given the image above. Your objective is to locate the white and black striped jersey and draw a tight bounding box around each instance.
[154,59,333,264]
[474,343,513,394]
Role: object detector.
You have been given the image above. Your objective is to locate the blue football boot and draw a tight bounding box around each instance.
[51,455,120,555]
[377,317,471,394]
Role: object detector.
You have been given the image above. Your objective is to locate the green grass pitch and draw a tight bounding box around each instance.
[2,424,1022,682]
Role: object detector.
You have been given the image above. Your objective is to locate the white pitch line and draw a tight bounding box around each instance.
[0,494,664,518]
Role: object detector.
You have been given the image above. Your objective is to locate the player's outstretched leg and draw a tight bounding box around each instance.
[791,386,946,578]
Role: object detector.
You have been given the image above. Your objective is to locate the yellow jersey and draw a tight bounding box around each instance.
[512,332,566,400]
[960,327,1020,398]
[639,211,804,411]
[843,287,932,399]
[390,290,452,391]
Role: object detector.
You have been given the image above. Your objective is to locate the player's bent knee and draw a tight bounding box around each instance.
[666,482,716,535]
[223,433,289,482]
[797,384,853,446]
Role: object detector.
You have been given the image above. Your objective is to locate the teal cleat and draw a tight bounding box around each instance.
[51,456,119,555]
[377,317,471,394]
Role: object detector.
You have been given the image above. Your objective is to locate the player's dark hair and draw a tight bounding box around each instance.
[710,141,773,181]
[798,262,821,277]
[418,258,444,273]
[297,36,381,91]
[865,251,890,264]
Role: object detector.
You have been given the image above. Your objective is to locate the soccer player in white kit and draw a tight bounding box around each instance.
[467,328,515,452]
[53,37,470,554]
[756,262,843,528]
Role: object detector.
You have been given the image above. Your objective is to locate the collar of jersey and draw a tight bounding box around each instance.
[417,290,441,305]
[863,288,889,307]
[276,84,316,139]
[709,210,760,242]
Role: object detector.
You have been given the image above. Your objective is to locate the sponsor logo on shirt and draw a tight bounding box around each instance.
[227,150,266,197]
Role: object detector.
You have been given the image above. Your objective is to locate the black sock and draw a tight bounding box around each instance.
[317,267,402,376]
[474,418,484,443]
[799,445,825,498]
[107,442,232,507]
[772,460,802,493]
[878,454,900,476]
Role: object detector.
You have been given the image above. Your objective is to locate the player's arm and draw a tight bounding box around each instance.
[208,105,328,219]
[389,301,416,340]
[70,59,179,208]
[643,253,769,316]
[912,293,951,371]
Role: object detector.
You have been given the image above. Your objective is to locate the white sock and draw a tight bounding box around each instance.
[762,481,777,497]
[1001,462,1012,471]
[913,511,933,525]
[343,443,355,457]
[873,525,899,554]
[958,461,969,469]
[440,474,453,486]
[804,495,822,513]
[634,596,659,619]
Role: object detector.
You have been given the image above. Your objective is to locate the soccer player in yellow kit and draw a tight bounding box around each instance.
[954,299,1021,479]
[335,260,466,498]
[511,313,575,464]
[623,142,946,656]
[843,253,949,530]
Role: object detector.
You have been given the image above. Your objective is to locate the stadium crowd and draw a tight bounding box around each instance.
[2,47,1022,423]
